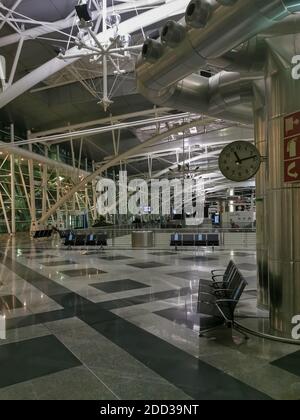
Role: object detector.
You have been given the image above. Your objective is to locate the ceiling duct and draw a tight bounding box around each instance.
[136,0,300,123]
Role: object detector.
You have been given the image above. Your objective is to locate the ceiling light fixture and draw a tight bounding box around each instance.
[75,2,92,24]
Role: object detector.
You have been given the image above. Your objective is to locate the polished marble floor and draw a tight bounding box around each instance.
[0,237,299,400]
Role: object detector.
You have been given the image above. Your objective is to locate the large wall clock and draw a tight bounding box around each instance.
[218,141,262,182]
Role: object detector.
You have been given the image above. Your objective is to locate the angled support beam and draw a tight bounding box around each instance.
[0,10,20,34]
[1,113,193,147]
[0,0,165,48]
[0,0,188,109]
[0,189,11,234]
[31,107,173,139]
[0,0,23,33]
[46,195,55,224]
[18,160,31,212]
[39,117,215,224]
[7,37,24,87]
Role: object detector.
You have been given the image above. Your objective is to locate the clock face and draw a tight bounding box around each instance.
[219,141,261,182]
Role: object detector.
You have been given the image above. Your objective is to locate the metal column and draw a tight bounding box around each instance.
[265,35,300,336]
[253,80,269,309]
[10,124,16,235]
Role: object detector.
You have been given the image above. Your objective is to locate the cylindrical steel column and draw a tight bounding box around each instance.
[10,124,16,236]
[266,35,300,336]
[253,80,269,309]
[132,231,154,248]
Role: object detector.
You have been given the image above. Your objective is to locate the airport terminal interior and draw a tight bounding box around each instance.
[1,0,300,401]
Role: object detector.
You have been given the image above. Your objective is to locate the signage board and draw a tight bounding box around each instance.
[284,113,300,183]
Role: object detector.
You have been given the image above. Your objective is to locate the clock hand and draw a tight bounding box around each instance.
[239,155,257,163]
[234,152,241,164]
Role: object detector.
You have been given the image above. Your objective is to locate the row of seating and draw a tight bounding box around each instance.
[170,233,220,248]
[32,230,53,239]
[58,230,75,239]
[197,260,248,338]
[64,233,108,248]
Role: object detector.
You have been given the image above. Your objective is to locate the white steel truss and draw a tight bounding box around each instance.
[0,0,189,108]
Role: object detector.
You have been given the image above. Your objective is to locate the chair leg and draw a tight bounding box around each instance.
[199,323,224,338]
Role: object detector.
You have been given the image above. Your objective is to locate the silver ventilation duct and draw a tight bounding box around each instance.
[137,0,296,92]
[138,71,257,125]
[136,0,300,124]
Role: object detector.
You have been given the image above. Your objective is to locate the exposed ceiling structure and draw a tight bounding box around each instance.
[0,0,257,209]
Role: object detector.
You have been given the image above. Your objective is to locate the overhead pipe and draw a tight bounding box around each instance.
[208,39,267,73]
[209,13,300,73]
[261,13,300,36]
[137,0,300,116]
[208,71,261,115]
[138,71,258,125]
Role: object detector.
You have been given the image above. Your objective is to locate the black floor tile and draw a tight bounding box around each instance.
[53,292,91,309]
[98,256,133,261]
[127,262,168,269]
[89,317,272,400]
[60,268,107,277]
[155,307,200,330]
[0,254,72,298]
[42,260,76,267]
[100,287,192,310]
[92,279,149,293]
[0,295,23,311]
[0,251,272,400]
[79,305,119,325]
[155,307,223,331]
[271,351,300,376]
[27,278,71,298]
[0,335,81,388]
[6,309,72,331]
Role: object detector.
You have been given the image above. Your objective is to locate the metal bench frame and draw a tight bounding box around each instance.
[197,267,249,340]
[170,233,220,250]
